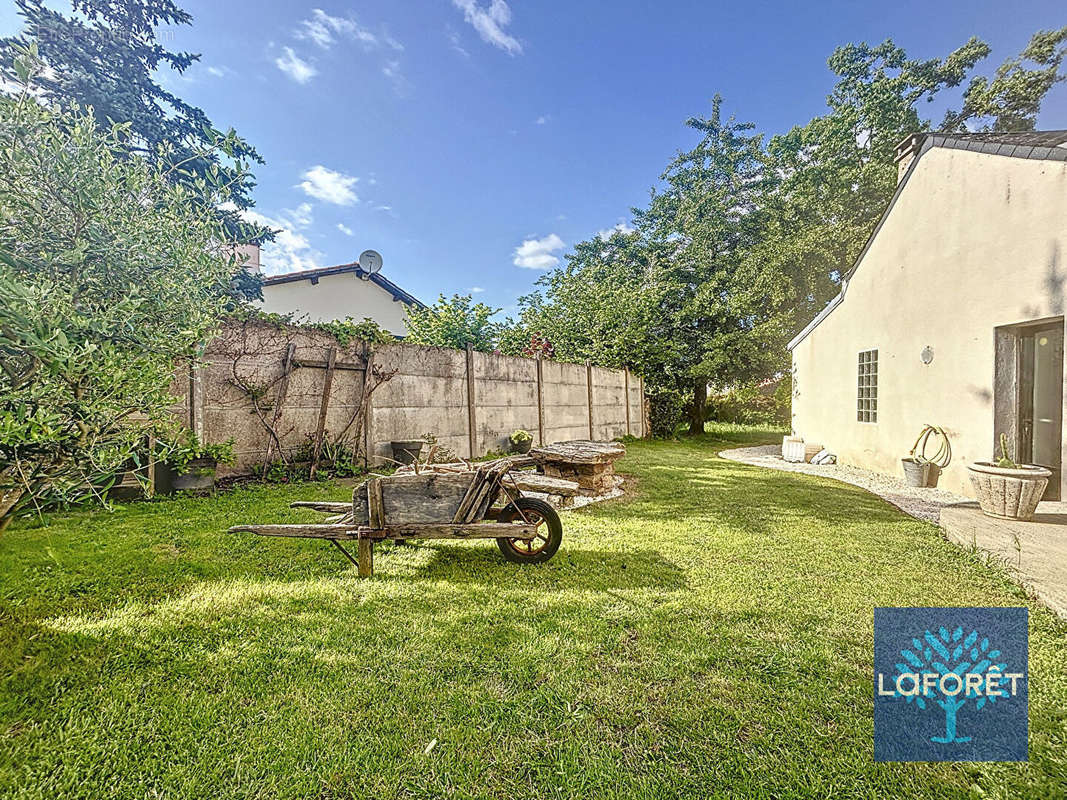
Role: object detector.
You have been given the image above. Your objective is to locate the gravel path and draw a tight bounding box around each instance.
[719,444,969,524]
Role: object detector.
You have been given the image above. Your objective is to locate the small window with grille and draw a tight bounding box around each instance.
[857,349,878,423]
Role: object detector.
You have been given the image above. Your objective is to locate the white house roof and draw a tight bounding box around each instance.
[264,262,426,309]
[787,129,1067,351]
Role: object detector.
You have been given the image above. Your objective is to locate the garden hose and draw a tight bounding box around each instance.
[909,424,952,468]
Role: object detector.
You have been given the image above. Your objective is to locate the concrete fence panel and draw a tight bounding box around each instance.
[172,319,645,474]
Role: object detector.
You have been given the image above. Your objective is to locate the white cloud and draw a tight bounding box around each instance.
[275,47,317,83]
[446,27,470,58]
[381,59,410,94]
[337,222,354,236]
[206,65,226,78]
[288,202,314,227]
[513,233,564,269]
[294,11,407,92]
[469,286,485,293]
[451,0,522,55]
[597,222,635,240]
[297,9,379,49]
[240,207,322,276]
[299,165,358,205]
[373,204,392,212]
[535,115,549,125]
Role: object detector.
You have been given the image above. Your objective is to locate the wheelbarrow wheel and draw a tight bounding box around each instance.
[495,497,562,564]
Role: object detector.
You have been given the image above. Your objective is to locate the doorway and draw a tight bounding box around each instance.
[994,318,1064,501]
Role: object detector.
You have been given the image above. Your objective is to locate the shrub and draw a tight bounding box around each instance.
[0,86,243,527]
[509,430,533,444]
[707,380,790,426]
[156,431,236,475]
[648,388,685,439]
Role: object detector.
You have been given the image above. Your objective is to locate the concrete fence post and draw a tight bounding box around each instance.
[536,353,545,446]
[466,344,478,459]
[188,360,206,440]
[309,346,336,479]
[586,361,594,440]
[624,367,631,436]
[362,342,375,467]
[635,375,644,439]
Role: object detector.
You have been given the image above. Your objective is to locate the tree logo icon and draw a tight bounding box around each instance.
[873,608,1028,762]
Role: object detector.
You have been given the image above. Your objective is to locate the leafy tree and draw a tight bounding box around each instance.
[503,32,1066,437]
[0,0,267,298]
[507,98,785,433]
[761,37,989,325]
[0,88,241,528]
[943,27,1067,131]
[405,294,502,352]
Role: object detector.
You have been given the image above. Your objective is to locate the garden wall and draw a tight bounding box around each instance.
[170,319,646,474]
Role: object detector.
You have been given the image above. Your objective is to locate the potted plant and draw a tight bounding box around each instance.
[509,429,534,454]
[156,430,236,493]
[902,425,952,488]
[967,434,1051,520]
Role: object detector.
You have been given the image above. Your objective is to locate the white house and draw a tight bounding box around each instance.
[789,130,1067,500]
[239,245,425,337]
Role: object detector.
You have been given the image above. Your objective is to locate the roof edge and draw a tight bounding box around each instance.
[787,129,1067,351]
[264,262,426,309]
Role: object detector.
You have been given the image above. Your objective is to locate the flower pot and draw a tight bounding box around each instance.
[510,438,533,454]
[901,458,931,487]
[171,458,218,492]
[390,440,424,466]
[967,462,1051,520]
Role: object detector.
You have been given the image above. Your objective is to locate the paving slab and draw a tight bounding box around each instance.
[940,502,1067,619]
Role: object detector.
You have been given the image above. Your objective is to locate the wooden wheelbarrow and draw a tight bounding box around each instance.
[228,457,563,577]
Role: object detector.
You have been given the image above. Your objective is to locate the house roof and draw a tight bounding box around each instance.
[913,129,1067,161]
[787,129,1067,351]
[263,262,426,309]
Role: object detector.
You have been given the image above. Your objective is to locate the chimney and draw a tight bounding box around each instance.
[233,243,261,274]
[894,133,923,183]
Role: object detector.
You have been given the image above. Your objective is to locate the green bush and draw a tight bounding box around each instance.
[707,380,790,426]
[0,85,244,527]
[648,389,685,439]
[155,431,236,475]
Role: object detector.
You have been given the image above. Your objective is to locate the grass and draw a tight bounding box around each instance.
[1,424,1065,799]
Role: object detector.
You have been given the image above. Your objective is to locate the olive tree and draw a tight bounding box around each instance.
[0,79,241,528]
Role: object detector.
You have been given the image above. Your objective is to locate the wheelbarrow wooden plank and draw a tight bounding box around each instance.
[228,523,363,539]
[289,501,351,513]
[374,472,477,524]
[377,522,536,540]
[227,522,537,541]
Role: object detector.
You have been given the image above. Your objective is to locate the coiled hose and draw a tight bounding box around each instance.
[909,424,952,468]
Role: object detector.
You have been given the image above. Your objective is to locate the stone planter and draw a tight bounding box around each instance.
[967,462,1051,521]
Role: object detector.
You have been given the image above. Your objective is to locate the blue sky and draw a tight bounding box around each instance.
[2,1,1066,314]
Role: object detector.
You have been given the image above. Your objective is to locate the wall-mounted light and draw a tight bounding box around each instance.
[920,346,934,365]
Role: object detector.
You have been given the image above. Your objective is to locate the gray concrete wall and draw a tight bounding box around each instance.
[174,320,645,474]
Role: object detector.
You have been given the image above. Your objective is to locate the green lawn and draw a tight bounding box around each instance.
[2,426,1065,799]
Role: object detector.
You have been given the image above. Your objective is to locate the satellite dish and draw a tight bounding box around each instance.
[358,249,383,277]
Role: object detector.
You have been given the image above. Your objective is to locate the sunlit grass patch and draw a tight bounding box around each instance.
[1,426,1064,799]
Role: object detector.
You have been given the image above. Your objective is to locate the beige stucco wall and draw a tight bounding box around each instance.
[790,146,1067,498]
[258,271,413,336]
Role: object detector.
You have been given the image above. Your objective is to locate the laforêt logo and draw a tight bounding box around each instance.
[873,607,1028,762]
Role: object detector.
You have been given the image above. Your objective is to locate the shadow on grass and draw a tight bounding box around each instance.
[402,543,689,591]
